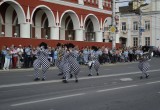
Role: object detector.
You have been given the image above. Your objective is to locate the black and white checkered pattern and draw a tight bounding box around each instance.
[68,51,80,80]
[33,49,50,79]
[138,59,150,76]
[62,51,71,80]
[88,51,100,75]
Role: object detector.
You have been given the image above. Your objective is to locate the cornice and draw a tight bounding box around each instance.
[41,0,112,15]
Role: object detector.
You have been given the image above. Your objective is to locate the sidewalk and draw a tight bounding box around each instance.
[0,62,138,72]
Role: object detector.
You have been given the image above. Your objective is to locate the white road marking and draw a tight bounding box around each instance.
[0,69,160,89]
[120,78,133,81]
[97,85,138,93]
[158,92,160,94]
[104,69,111,70]
[11,93,85,106]
[146,81,160,85]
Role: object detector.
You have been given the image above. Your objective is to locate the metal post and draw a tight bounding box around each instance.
[139,7,142,47]
[112,0,116,49]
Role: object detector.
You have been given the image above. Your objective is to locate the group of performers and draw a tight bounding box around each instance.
[33,42,151,83]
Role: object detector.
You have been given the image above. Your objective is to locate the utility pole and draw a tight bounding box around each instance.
[112,0,116,49]
[139,7,142,47]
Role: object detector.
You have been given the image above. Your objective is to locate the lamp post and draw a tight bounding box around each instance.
[139,7,142,47]
[112,0,116,49]
[133,1,148,47]
[157,38,160,47]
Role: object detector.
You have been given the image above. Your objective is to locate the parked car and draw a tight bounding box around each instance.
[142,46,159,56]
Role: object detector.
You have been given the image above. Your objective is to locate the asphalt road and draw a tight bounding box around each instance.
[0,57,160,110]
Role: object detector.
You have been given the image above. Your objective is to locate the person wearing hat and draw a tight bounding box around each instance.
[33,42,50,81]
[88,46,101,76]
[138,52,150,79]
[61,43,80,83]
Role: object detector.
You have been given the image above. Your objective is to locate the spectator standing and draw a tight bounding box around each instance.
[3,48,11,70]
[24,45,32,68]
[53,48,58,66]
[31,47,38,67]
[1,46,7,69]
[83,47,89,64]
[17,45,24,68]
[11,46,18,68]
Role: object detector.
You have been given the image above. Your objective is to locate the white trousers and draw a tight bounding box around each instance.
[3,57,10,69]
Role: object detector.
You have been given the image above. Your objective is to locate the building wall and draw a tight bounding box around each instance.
[0,37,122,49]
[0,0,122,48]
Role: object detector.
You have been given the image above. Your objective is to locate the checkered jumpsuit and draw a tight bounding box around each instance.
[33,48,50,79]
[62,51,71,81]
[88,50,100,75]
[56,49,65,74]
[138,58,150,77]
[68,50,80,81]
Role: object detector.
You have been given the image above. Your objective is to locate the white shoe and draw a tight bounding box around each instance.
[3,68,6,70]
[6,68,9,71]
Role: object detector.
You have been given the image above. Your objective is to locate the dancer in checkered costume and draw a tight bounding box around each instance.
[62,43,80,83]
[88,46,100,76]
[68,45,80,82]
[138,52,150,79]
[33,42,50,81]
[56,43,65,76]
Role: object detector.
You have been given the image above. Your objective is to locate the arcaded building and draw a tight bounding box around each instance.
[0,0,120,48]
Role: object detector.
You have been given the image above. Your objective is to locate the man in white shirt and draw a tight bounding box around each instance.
[17,45,24,68]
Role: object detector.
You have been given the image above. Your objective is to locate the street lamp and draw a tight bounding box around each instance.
[14,33,17,37]
[133,2,148,47]
[45,35,48,39]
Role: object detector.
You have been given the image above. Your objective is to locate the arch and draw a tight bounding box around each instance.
[103,17,112,30]
[31,5,55,27]
[60,10,80,29]
[66,18,72,30]
[0,0,26,24]
[0,13,4,24]
[84,14,100,31]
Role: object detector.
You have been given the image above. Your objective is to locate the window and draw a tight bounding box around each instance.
[145,37,150,46]
[133,21,138,30]
[133,37,138,47]
[145,21,150,31]
[95,0,98,4]
[122,22,126,31]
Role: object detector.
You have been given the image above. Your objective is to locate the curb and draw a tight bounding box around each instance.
[0,62,138,72]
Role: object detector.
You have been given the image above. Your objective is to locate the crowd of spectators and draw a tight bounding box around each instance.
[0,44,160,70]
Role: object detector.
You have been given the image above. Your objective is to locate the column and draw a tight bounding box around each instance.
[78,0,84,5]
[5,23,12,37]
[75,29,84,41]
[95,31,103,42]
[50,26,59,40]
[20,23,30,38]
[60,28,65,40]
[98,0,103,9]
[35,26,41,39]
